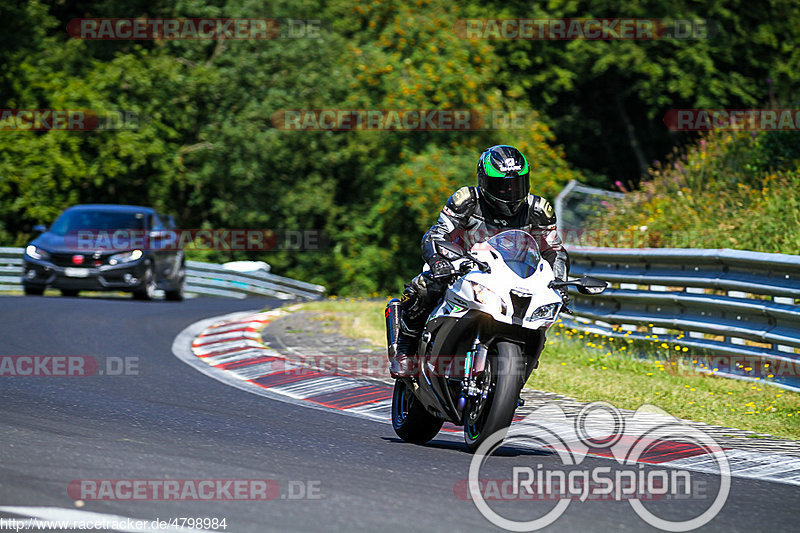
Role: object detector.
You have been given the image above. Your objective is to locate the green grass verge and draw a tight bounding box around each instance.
[291,298,800,440]
[292,297,388,346]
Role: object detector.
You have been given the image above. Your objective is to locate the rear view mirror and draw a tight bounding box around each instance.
[550,276,608,295]
[576,276,607,295]
[33,225,47,233]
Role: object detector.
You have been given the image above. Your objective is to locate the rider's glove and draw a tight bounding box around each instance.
[430,256,455,279]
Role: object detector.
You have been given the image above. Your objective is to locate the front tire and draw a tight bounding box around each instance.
[392,379,444,444]
[463,341,525,453]
[60,289,79,297]
[24,286,44,296]
[132,261,156,300]
[164,264,185,302]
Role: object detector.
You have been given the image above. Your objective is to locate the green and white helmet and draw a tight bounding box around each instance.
[476,145,530,217]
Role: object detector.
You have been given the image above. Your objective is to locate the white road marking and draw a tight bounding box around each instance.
[269,376,362,399]
[663,449,800,486]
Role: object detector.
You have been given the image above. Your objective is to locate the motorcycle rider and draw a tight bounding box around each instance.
[387,145,570,378]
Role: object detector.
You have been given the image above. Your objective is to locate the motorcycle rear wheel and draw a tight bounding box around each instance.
[463,341,524,453]
[392,379,444,444]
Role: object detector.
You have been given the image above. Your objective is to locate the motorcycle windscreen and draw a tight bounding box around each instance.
[485,230,541,278]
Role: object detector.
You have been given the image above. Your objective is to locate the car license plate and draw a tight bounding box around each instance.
[64,267,89,278]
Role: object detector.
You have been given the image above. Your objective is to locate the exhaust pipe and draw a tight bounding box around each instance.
[385,298,402,360]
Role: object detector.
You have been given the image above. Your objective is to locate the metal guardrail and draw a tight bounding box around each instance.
[0,247,325,300]
[554,180,625,234]
[566,246,800,390]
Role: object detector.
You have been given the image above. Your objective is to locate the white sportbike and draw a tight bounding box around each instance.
[387,229,607,452]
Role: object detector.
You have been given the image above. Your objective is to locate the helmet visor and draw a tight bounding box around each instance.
[483,174,529,203]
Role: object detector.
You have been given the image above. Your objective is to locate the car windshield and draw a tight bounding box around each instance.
[49,210,146,235]
[484,230,541,278]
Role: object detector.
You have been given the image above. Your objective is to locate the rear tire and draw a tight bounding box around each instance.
[60,289,79,297]
[463,341,525,453]
[392,379,444,444]
[24,286,44,296]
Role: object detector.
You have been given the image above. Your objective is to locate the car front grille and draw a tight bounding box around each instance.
[48,252,112,267]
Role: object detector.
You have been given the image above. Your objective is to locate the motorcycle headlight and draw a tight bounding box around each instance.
[25,245,49,260]
[108,249,143,265]
[528,303,561,321]
[470,281,508,315]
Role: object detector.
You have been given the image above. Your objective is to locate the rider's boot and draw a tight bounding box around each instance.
[386,299,422,378]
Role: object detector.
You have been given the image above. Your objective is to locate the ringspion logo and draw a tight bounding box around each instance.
[466,402,730,531]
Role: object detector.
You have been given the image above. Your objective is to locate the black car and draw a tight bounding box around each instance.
[22,204,185,300]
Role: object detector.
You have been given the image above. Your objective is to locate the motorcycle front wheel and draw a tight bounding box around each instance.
[463,341,525,453]
[392,379,444,444]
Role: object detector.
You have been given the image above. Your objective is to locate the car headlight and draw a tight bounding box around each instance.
[528,303,561,321]
[25,245,49,260]
[108,249,143,265]
[469,281,508,315]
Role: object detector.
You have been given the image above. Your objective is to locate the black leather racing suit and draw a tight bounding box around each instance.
[400,186,570,325]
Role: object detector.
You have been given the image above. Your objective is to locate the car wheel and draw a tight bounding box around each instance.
[132,261,157,300]
[60,289,79,297]
[165,265,185,302]
[24,286,45,296]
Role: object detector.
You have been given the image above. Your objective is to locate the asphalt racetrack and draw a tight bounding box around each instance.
[0,295,797,532]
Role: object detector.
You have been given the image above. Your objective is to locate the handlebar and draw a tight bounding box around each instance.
[431,256,490,280]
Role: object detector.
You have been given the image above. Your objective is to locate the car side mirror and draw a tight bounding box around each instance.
[33,225,47,233]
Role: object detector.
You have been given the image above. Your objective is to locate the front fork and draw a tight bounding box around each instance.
[459,334,531,413]
[458,334,489,412]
